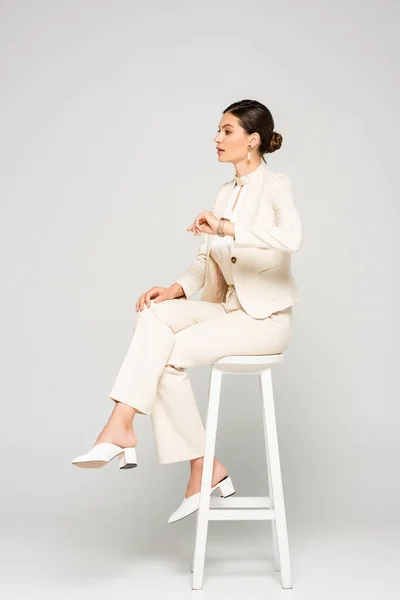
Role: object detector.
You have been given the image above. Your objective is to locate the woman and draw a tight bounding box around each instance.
[72,99,302,524]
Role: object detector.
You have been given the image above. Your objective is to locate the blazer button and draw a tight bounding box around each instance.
[231,256,237,263]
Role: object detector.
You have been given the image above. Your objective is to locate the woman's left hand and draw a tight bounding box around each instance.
[187,211,220,236]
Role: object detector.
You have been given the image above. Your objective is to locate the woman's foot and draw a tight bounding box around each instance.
[94,423,137,449]
[94,401,138,449]
[185,457,228,498]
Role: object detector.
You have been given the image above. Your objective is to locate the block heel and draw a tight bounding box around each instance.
[216,475,236,497]
[118,446,138,469]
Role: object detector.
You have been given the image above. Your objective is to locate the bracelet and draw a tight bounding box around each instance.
[217,217,229,237]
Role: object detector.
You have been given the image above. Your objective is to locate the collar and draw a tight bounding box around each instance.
[233,161,266,186]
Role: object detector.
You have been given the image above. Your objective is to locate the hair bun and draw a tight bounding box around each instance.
[267,131,283,153]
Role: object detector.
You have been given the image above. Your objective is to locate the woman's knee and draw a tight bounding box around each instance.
[144,297,181,325]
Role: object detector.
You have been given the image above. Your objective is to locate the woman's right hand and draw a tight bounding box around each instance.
[135,286,177,312]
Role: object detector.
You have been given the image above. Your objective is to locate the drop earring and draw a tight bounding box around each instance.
[247,144,251,161]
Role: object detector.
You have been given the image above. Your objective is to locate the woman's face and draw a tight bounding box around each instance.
[213,113,254,163]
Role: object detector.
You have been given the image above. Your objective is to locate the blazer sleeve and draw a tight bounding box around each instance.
[233,173,302,253]
[174,185,223,299]
[174,234,209,299]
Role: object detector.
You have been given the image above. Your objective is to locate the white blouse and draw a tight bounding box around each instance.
[210,182,248,312]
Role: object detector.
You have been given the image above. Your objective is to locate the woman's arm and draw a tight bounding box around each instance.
[232,174,302,253]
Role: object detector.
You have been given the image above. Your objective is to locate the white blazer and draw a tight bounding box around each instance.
[175,161,302,319]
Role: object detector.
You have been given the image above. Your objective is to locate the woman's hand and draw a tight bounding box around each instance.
[135,286,176,312]
[187,210,220,236]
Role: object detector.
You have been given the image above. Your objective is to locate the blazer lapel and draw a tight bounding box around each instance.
[214,182,235,219]
[234,177,265,225]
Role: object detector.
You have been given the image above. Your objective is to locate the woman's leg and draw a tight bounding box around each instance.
[94,298,228,484]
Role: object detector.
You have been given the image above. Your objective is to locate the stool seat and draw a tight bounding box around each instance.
[191,352,292,590]
[213,353,284,373]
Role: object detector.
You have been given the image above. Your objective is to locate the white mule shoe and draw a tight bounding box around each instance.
[168,474,235,524]
[72,442,137,469]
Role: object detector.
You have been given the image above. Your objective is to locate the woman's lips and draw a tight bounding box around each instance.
[217,149,225,153]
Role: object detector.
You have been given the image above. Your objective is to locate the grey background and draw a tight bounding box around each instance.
[1,1,399,598]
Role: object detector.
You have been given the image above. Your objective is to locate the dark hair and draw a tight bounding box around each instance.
[222,99,283,163]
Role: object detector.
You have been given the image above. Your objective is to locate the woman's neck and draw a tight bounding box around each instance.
[234,158,262,178]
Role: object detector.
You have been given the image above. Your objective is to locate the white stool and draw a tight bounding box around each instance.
[191,354,292,590]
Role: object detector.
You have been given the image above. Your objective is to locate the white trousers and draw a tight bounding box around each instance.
[109,298,293,464]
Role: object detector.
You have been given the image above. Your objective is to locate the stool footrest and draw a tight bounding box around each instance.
[207,496,276,520]
[210,496,271,509]
[208,508,276,521]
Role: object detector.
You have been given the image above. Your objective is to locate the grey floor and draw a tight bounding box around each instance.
[2,514,398,599]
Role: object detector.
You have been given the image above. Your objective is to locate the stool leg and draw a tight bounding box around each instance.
[260,369,293,589]
[261,381,280,573]
[190,510,200,573]
[192,367,222,590]
[190,511,198,573]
